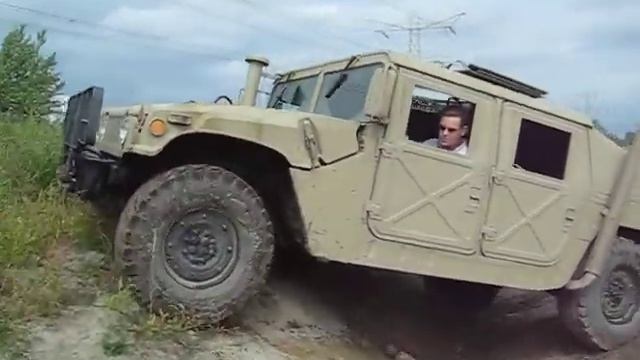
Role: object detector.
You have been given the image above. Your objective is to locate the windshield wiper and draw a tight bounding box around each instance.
[324,73,348,99]
[324,55,360,99]
[272,85,288,108]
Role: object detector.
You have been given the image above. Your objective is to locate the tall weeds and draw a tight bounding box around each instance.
[0,114,103,358]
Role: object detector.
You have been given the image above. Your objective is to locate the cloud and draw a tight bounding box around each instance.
[0,0,638,134]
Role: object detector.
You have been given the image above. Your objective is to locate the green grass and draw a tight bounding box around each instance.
[0,114,104,358]
[0,116,62,199]
[0,114,198,358]
[103,287,201,338]
[98,287,203,357]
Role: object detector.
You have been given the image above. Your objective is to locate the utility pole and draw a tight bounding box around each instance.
[372,12,466,57]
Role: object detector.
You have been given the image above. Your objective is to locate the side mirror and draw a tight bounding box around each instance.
[364,65,397,123]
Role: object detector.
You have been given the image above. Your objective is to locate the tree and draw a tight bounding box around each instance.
[0,25,64,118]
[593,119,634,147]
[623,131,636,146]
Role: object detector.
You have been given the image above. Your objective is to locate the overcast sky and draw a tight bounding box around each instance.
[1,0,638,134]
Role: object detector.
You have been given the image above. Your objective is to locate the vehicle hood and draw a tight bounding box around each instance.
[126,103,363,169]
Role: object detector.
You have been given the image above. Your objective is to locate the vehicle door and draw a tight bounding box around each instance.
[367,68,499,255]
[481,102,589,266]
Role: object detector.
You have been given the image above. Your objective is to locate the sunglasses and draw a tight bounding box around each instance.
[440,125,460,133]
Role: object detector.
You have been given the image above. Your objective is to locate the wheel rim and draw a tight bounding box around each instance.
[601,266,640,325]
[163,209,239,289]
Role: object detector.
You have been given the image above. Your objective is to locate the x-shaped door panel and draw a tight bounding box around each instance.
[482,173,573,266]
[368,143,485,255]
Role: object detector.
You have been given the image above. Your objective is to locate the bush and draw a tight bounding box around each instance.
[0,115,62,199]
[0,116,100,268]
[0,115,107,357]
[0,25,104,358]
[0,187,99,268]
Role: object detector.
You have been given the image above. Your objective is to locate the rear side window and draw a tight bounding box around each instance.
[514,119,571,180]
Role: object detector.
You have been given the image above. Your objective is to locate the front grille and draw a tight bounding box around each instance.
[62,86,104,159]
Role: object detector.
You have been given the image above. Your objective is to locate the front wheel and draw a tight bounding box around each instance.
[114,164,275,324]
[558,238,640,351]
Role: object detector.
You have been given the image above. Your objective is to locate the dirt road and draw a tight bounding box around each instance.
[26,254,640,360]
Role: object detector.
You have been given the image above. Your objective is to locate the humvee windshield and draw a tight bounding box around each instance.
[268,64,381,121]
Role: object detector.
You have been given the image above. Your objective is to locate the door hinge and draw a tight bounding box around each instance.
[481,225,498,241]
[301,118,322,168]
[365,202,382,220]
[490,168,505,185]
[378,142,399,159]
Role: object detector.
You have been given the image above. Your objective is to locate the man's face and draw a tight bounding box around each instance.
[438,115,466,150]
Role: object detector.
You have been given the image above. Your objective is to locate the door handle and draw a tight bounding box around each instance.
[465,186,482,214]
[565,208,576,221]
[563,208,576,232]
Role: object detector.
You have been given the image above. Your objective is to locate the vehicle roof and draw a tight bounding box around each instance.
[279,50,593,128]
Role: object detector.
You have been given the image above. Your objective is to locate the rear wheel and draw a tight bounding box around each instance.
[558,238,640,351]
[114,164,274,323]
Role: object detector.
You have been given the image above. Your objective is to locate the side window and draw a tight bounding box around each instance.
[514,119,571,180]
[405,86,476,155]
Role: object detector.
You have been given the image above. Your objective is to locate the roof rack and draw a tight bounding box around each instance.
[458,64,548,98]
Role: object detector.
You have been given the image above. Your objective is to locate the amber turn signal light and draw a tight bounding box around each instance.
[149,118,168,137]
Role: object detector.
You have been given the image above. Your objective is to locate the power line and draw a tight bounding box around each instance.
[231,0,374,51]
[2,0,373,60]
[0,15,235,60]
[177,1,368,54]
[0,1,164,41]
[180,2,302,44]
[0,2,236,60]
[370,12,466,57]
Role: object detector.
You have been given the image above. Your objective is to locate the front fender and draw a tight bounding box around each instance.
[124,108,362,169]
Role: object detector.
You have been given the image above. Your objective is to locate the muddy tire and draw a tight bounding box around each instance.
[423,277,500,312]
[558,238,640,351]
[114,164,274,324]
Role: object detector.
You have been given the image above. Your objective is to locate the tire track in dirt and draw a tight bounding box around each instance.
[26,253,640,360]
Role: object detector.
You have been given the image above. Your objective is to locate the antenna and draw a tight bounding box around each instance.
[370,12,466,57]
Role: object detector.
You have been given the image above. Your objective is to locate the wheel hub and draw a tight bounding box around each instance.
[164,209,238,287]
[602,266,640,325]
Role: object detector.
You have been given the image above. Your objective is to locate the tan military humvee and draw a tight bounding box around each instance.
[59,51,640,352]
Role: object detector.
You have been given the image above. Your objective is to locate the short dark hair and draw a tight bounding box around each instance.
[440,105,470,128]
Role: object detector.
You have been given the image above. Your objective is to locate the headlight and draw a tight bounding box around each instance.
[96,120,107,142]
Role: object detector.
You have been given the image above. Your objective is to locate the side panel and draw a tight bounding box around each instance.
[292,144,591,289]
[289,124,384,260]
[589,130,626,203]
[621,164,640,230]
[618,134,640,230]
[482,104,592,266]
[289,73,591,290]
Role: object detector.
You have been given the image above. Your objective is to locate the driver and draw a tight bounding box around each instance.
[423,105,470,155]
